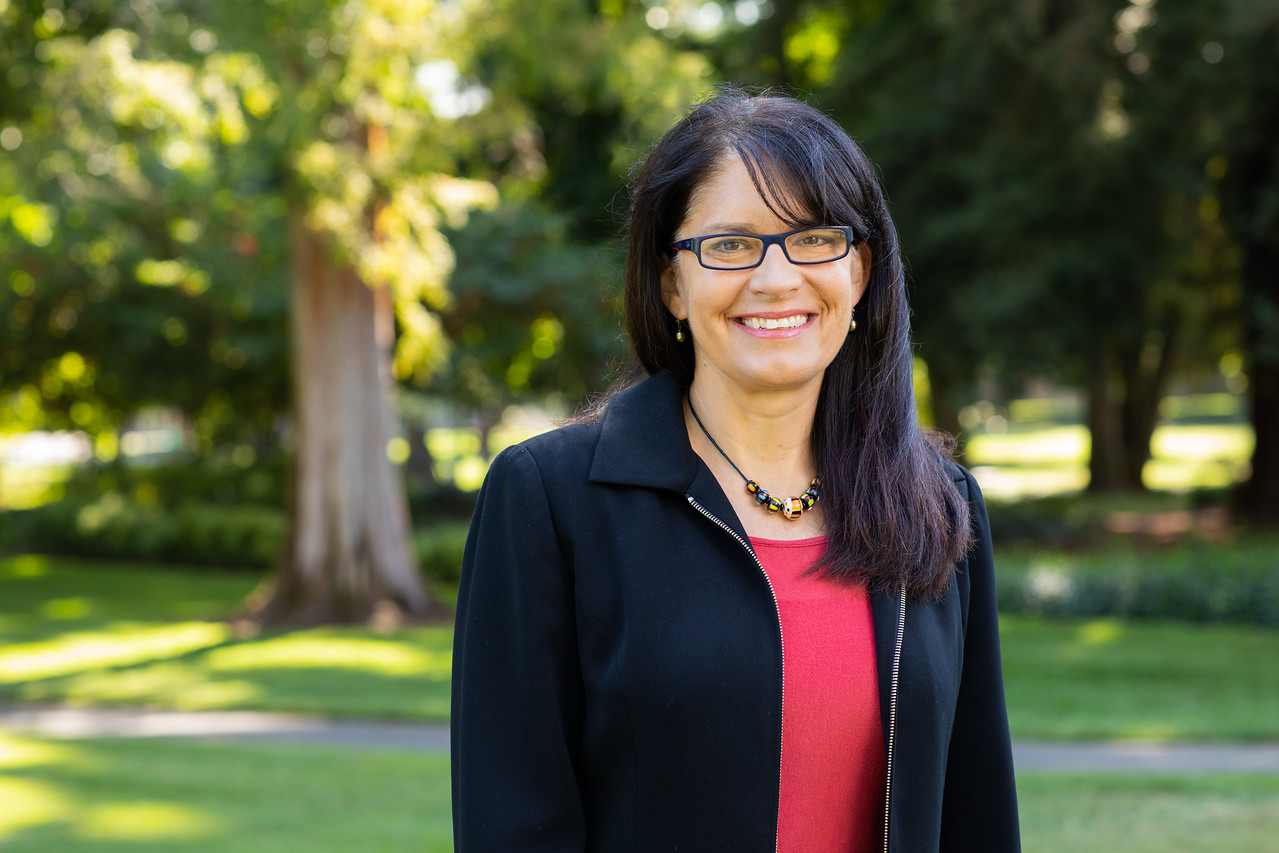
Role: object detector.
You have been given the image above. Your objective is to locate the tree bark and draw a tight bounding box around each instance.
[1086,344,1128,492]
[1240,241,1279,525]
[1120,329,1174,490]
[252,211,433,625]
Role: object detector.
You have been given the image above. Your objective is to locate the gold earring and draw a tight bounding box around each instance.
[849,315,857,332]
[675,319,686,343]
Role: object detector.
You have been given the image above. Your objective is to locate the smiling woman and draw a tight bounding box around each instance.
[452,88,1020,852]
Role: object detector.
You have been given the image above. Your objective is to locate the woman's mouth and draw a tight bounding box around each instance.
[736,313,812,330]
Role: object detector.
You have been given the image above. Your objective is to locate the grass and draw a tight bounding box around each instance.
[0,730,452,851]
[966,422,1254,499]
[999,615,1279,740]
[2,727,1276,852]
[0,556,453,721]
[1018,773,1279,853]
[4,554,1279,741]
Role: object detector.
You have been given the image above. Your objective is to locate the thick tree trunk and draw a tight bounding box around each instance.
[253,212,432,625]
[1240,241,1279,525]
[1120,330,1174,490]
[1086,345,1127,492]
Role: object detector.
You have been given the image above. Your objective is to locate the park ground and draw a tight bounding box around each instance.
[1,548,1277,851]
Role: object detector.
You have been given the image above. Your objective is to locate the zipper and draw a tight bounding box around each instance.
[685,495,784,853]
[883,584,906,853]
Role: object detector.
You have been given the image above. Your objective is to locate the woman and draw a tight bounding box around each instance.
[452,90,1020,852]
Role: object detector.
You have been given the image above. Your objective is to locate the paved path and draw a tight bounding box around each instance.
[3,704,1278,774]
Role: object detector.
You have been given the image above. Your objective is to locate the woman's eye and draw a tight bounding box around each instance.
[707,239,747,253]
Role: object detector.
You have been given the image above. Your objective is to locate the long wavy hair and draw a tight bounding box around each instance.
[603,88,971,598]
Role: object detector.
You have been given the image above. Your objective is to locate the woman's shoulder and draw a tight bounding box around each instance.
[488,420,605,486]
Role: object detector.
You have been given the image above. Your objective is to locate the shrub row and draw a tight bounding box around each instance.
[0,495,472,585]
[995,551,1279,627]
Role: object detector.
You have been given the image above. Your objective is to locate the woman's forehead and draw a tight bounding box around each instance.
[685,151,819,229]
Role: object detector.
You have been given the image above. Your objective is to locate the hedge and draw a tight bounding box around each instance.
[0,494,471,585]
[994,542,1279,627]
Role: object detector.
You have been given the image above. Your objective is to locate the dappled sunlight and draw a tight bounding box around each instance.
[0,734,222,844]
[968,423,1254,499]
[968,465,1089,499]
[41,597,92,621]
[0,731,82,770]
[1151,425,1255,460]
[0,622,231,682]
[77,801,221,840]
[968,426,1089,465]
[1076,619,1124,646]
[1144,459,1246,491]
[206,634,451,678]
[0,775,71,836]
[19,662,261,711]
[1,554,50,578]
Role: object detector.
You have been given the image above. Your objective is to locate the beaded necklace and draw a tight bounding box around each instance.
[687,399,820,521]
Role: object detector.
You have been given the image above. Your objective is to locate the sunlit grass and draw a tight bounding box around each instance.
[0,623,232,682]
[968,423,1254,499]
[1000,615,1279,740]
[0,731,452,851]
[0,556,454,720]
[2,727,1275,853]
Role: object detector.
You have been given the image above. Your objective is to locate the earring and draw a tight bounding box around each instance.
[675,318,687,343]
[849,314,857,332]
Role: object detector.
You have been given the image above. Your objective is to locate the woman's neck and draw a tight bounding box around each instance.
[685,375,821,497]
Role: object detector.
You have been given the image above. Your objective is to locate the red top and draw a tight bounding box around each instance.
[750,536,885,853]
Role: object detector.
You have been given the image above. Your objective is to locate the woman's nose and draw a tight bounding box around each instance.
[749,243,802,294]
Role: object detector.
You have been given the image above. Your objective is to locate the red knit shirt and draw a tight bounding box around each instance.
[750,536,885,853]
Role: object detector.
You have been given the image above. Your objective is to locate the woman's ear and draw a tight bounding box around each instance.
[851,243,872,306]
[661,262,686,318]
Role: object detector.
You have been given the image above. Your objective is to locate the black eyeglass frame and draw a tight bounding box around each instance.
[670,225,859,271]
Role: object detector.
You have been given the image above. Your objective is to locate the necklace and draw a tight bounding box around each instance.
[687,399,820,520]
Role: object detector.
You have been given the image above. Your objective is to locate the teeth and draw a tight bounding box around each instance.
[741,314,809,330]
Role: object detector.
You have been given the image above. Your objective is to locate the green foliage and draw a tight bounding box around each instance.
[1,496,287,569]
[412,521,470,585]
[995,538,1279,626]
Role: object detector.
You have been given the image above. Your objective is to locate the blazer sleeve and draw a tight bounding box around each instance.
[940,470,1022,851]
[451,444,586,851]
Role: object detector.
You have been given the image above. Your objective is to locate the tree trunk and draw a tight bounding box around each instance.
[1240,241,1279,525]
[252,211,433,625]
[1120,329,1174,490]
[1086,344,1127,492]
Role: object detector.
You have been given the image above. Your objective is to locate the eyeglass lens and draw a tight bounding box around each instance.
[698,228,850,269]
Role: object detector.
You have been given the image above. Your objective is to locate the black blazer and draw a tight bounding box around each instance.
[451,371,1020,852]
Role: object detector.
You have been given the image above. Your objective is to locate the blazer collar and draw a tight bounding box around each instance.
[589,371,697,492]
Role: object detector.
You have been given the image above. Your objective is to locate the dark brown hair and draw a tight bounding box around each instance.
[616,87,970,598]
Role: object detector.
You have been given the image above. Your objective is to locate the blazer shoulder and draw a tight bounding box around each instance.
[502,420,603,484]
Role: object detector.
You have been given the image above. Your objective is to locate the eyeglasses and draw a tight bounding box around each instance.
[671,226,858,271]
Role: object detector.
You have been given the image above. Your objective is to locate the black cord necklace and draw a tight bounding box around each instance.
[687,399,820,520]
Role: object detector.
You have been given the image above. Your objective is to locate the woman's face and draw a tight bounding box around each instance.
[661,155,868,399]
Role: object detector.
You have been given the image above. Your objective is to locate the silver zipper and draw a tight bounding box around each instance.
[883,584,906,853]
[685,495,784,853]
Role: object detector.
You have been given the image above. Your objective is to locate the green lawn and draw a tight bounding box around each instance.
[0,556,453,720]
[0,730,452,851]
[2,727,1276,852]
[1017,774,1279,853]
[3,554,1279,741]
[1000,615,1279,740]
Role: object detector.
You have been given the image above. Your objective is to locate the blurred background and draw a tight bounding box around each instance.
[1,0,1277,850]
